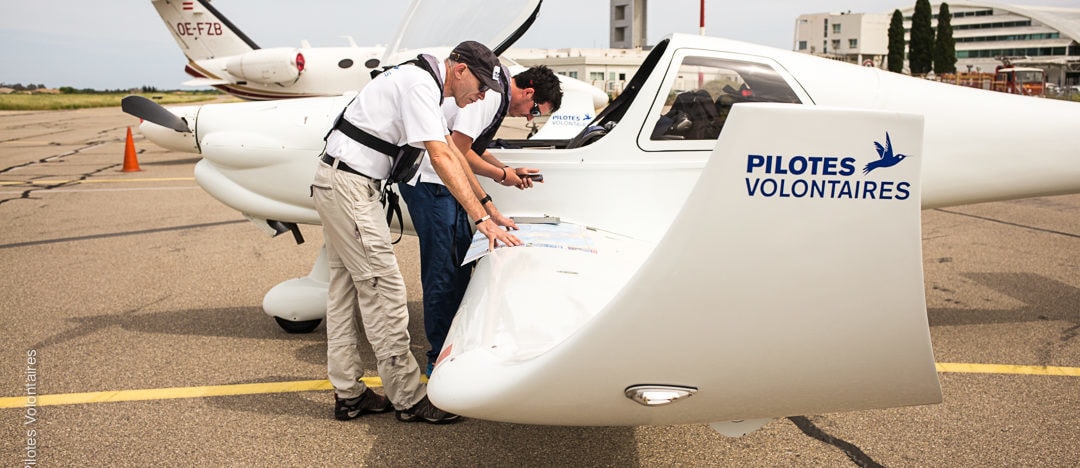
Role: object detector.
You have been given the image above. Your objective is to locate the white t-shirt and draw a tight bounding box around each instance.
[325,63,448,180]
[408,87,503,186]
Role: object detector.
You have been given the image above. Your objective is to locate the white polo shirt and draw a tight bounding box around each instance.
[408,87,503,186]
[325,63,448,180]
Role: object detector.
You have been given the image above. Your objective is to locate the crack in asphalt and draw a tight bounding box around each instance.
[933,207,1080,239]
[0,140,117,204]
[0,140,109,173]
[788,416,884,467]
[0,127,76,144]
[1063,324,1079,342]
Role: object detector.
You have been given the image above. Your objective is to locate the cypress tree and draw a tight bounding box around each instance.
[887,9,907,73]
[934,3,957,74]
[909,0,935,75]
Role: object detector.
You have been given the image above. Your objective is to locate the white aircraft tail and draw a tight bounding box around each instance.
[151,0,257,61]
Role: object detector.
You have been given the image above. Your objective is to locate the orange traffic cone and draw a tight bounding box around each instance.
[122,127,142,172]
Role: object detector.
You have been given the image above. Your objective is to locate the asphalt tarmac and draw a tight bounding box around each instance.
[1,105,1077,466]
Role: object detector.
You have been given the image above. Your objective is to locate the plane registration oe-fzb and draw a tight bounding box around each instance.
[125,0,1080,433]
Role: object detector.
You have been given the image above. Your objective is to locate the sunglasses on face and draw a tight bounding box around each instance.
[466,66,489,93]
[530,102,542,117]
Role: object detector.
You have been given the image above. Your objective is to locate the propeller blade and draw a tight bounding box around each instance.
[121,95,192,133]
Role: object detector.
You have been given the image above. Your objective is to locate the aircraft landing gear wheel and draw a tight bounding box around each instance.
[274,317,322,334]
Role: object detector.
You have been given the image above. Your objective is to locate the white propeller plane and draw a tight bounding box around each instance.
[150,0,606,139]
[126,0,1080,431]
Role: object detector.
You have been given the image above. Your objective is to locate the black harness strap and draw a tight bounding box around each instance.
[329,54,443,159]
[332,119,399,156]
[382,54,443,243]
[326,53,445,243]
[405,54,445,106]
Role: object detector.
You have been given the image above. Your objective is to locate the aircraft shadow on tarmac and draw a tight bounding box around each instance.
[27,302,643,465]
[30,306,316,349]
[31,299,429,376]
[927,272,1080,330]
[28,299,882,464]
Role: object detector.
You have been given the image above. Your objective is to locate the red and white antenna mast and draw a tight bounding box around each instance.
[700,0,706,36]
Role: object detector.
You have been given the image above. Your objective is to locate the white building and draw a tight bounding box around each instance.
[793,12,891,68]
[898,1,1080,86]
[506,47,650,98]
[795,2,1080,86]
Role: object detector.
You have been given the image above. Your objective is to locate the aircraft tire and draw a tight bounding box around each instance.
[274,317,322,334]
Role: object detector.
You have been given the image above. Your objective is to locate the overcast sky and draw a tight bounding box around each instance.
[0,0,1074,90]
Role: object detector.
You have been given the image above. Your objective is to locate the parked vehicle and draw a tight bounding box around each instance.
[992,66,1046,96]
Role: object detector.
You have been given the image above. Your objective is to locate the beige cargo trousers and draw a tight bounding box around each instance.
[312,160,425,410]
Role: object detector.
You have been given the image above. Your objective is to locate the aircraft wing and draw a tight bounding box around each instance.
[428,103,942,426]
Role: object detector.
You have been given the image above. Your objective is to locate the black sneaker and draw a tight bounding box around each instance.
[334,388,392,421]
[395,396,461,424]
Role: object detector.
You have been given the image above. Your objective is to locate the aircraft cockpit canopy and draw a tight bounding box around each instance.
[651,56,803,142]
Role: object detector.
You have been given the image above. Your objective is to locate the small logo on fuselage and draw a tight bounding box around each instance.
[863,132,908,175]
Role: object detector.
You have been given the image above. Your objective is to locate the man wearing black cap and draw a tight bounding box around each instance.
[446,41,505,106]
[400,63,563,376]
[312,40,520,424]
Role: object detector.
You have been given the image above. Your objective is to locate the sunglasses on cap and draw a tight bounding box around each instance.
[530,102,542,117]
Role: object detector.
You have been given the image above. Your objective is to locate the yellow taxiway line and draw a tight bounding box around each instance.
[1,364,1076,409]
[934,362,1080,376]
[1,376,419,409]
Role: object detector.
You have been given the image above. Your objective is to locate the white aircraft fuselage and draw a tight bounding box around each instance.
[144,33,1080,241]
[130,24,1080,429]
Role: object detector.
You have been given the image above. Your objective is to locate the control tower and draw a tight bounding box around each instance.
[611,0,647,49]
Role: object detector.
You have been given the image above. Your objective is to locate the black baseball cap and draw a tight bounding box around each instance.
[449,40,504,93]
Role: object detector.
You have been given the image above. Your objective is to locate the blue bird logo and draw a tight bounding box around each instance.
[864,132,908,175]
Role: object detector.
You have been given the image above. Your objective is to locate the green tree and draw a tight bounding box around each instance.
[933,3,957,74]
[887,9,907,73]
[909,0,935,75]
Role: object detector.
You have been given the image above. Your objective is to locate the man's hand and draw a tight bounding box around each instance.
[514,167,542,189]
[477,219,522,250]
[498,166,523,188]
[491,212,519,230]
[484,202,518,231]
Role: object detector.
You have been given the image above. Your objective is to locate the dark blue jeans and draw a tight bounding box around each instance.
[398,181,473,368]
